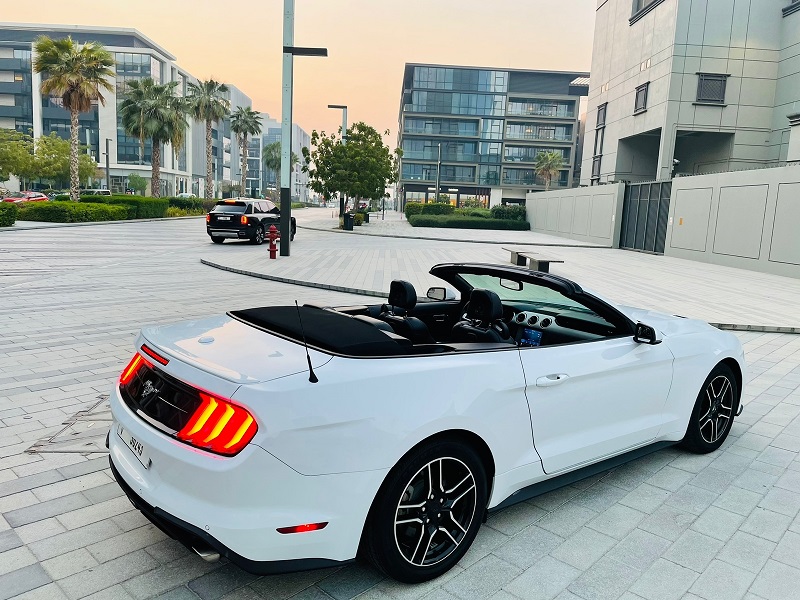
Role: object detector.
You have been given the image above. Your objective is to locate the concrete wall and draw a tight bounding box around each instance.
[525,183,625,247]
[667,165,800,277]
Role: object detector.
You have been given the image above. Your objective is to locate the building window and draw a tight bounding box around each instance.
[634,83,649,114]
[597,103,607,127]
[592,157,602,178]
[696,73,728,104]
[630,0,666,24]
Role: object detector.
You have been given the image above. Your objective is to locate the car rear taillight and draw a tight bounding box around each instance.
[119,353,149,385]
[206,214,210,223]
[140,344,169,365]
[240,215,248,225]
[177,392,257,456]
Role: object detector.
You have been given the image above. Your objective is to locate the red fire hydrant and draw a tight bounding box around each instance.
[268,225,280,259]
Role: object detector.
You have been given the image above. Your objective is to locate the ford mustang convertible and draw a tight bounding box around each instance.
[108,263,746,583]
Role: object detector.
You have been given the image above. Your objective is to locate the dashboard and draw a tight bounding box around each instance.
[508,309,609,346]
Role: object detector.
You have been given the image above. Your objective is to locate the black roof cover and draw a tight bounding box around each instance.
[229,306,409,357]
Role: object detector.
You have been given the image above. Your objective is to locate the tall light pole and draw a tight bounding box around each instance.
[433,142,442,202]
[104,138,111,191]
[280,0,327,256]
[328,104,347,216]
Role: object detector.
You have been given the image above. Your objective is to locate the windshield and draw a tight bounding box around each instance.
[212,202,246,214]
[459,273,593,314]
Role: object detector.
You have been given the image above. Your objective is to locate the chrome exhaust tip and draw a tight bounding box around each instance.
[193,547,220,562]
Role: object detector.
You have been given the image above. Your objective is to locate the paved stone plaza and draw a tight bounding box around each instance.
[1,212,800,600]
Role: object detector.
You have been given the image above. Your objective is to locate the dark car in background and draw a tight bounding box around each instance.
[206,199,296,245]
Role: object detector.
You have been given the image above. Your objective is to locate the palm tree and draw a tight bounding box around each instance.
[187,79,230,200]
[118,78,188,197]
[230,107,262,197]
[33,36,115,201]
[118,78,157,165]
[262,140,298,200]
[534,150,565,191]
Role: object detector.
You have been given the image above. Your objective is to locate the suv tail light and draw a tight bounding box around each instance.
[177,392,258,456]
[240,215,248,225]
[206,214,210,223]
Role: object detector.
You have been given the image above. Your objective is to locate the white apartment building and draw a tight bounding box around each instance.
[582,0,800,185]
[0,23,253,196]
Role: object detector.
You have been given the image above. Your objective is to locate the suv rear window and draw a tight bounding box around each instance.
[212,202,247,214]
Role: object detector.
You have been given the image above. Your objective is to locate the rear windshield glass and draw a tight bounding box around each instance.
[212,203,246,214]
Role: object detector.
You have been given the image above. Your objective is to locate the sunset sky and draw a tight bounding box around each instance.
[3,0,597,141]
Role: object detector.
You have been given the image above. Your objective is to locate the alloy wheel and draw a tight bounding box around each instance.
[394,457,477,567]
[698,375,733,444]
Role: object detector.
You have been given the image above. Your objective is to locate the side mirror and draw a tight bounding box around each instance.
[634,322,662,345]
[426,286,456,301]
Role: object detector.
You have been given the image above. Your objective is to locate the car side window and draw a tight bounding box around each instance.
[256,202,266,213]
[245,204,253,215]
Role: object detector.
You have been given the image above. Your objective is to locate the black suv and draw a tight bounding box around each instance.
[206,199,296,244]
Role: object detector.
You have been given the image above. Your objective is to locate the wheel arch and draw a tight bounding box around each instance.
[718,357,743,401]
[358,428,495,550]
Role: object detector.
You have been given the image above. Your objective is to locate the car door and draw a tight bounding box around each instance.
[520,334,674,474]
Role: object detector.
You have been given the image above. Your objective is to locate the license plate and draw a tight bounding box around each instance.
[117,423,151,469]
[217,216,230,220]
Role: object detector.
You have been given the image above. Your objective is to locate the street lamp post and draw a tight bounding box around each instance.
[433,142,442,202]
[104,138,111,191]
[280,0,328,256]
[327,104,347,216]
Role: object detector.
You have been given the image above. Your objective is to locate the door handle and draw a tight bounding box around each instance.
[535,374,569,387]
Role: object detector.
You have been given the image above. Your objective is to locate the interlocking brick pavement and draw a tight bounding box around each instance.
[1,216,799,599]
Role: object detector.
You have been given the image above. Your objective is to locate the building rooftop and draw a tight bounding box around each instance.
[0,22,177,61]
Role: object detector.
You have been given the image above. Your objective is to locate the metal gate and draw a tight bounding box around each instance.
[619,181,671,254]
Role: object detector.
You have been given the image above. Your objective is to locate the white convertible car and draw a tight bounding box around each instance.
[108,263,745,583]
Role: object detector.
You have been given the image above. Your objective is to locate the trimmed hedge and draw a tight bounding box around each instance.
[404,202,455,218]
[454,207,492,219]
[408,215,531,230]
[490,204,528,221]
[77,195,168,219]
[18,202,129,223]
[167,197,204,211]
[0,203,18,227]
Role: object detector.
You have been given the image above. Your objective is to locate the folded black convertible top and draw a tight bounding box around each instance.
[229,305,409,357]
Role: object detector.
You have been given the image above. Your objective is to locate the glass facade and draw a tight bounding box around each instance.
[8,48,33,133]
[413,67,508,93]
[399,64,584,197]
[403,117,479,136]
[504,145,570,163]
[408,91,506,116]
[116,53,153,164]
[507,98,575,118]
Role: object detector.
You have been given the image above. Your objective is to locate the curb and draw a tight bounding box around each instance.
[200,259,799,334]
[200,258,386,298]
[296,224,610,248]
[0,215,205,232]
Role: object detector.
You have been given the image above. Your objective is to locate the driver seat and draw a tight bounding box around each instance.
[451,289,512,343]
[379,280,435,344]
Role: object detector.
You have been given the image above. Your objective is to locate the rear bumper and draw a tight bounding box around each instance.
[109,383,383,569]
[109,458,350,575]
[207,227,252,239]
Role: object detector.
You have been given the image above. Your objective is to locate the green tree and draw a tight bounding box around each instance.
[187,79,230,200]
[302,122,401,219]
[230,107,262,196]
[33,35,114,201]
[0,130,33,184]
[118,78,188,197]
[262,140,298,200]
[127,173,147,194]
[534,150,565,191]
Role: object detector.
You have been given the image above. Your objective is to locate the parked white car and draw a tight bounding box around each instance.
[108,263,746,582]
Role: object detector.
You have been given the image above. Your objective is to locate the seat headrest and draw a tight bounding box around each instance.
[467,289,503,322]
[388,280,417,310]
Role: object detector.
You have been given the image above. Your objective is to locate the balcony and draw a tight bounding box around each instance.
[0,81,27,95]
[0,105,24,118]
[0,58,25,71]
[504,132,573,143]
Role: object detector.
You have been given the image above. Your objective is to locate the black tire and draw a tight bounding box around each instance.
[363,440,487,583]
[211,236,224,244]
[290,232,295,241]
[251,226,264,245]
[680,363,739,454]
